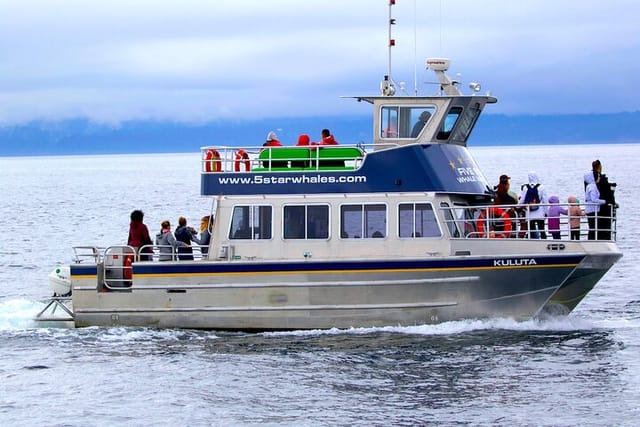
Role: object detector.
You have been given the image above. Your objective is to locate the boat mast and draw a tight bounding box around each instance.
[381,0,397,96]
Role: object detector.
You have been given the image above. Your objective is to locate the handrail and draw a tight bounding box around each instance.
[200,144,375,173]
[439,202,617,241]
[72,246,104,263]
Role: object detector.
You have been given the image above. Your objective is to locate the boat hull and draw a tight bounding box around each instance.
[70,255,582,330]
[540,247,622,315]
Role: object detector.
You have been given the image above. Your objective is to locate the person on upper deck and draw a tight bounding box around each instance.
[518,171,548,239]
[127,209,153,261]
[319,129,339,145]
[296,134,311,146]
[263,131,282,147]
[261,131,286,168]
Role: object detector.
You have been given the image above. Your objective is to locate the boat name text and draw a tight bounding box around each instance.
[493,258,537,267]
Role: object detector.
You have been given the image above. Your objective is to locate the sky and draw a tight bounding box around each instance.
[1,0,639,125]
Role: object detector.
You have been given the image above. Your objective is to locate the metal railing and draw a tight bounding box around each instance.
[440,202,618,241]
[200,144,375,173]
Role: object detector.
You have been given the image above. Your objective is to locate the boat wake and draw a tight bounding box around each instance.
[2,297,628,337]
[0,298,44,330]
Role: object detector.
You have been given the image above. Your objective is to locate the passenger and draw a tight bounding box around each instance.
[292,134,311,168]
[568,196,584,240]
[547,195,568,240]
[493,174,518,238]
[191,215,214,256]
[319,128,339,145]
[155,220,183,261]
[518,172,548,239]
[262,131,286,168]
[263,131,282,147]
[296,134,311,146]
[592,160,617,240]
[127,210,153,261]
[584,171,606,240]
[318,128,343,167]
[174,216,196,261]
[410,111,432,138]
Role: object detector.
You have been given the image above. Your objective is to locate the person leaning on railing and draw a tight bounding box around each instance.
[191,215,214,256]
[583,171,606,240]
[155,220,186,261]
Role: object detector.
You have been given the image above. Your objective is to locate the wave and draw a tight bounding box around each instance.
[0,298,43,330]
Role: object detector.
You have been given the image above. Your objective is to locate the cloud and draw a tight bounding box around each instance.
[0,0,638,124]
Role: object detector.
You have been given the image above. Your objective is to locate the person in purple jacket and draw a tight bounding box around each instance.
[547,195,568,239]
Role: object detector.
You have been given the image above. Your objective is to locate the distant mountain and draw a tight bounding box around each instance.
[0,112,638,156]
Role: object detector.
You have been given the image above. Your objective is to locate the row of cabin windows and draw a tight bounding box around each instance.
[228,203,442,240]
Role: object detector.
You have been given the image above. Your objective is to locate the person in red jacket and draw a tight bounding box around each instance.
[127,210,153,261]
[263,131,282,147]
[319,128,339,145]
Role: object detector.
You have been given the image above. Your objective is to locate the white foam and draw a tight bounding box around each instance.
[0,298,43,330]
[263,316,601,338]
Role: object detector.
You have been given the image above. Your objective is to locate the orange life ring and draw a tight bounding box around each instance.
[234,149,250,172]
[124,254,133,280]
[204,148,222,172]
[477,207,513,238]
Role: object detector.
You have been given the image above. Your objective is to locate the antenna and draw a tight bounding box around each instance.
[381,0,397,96]
[413,0,418,95]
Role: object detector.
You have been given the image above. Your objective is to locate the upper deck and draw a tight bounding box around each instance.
[200,60,497,198]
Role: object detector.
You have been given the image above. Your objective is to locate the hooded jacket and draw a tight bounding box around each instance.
[584,172,605,214]
[155,230,181,261]
[547,195,568,231]
[568,196,583,229]
[320,134,339,145]
[518,172,548,219]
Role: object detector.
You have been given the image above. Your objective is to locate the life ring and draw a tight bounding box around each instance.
[124,254,133,281]
[204,148,222,172]
[477,207,513,238]
[234,149,250,172]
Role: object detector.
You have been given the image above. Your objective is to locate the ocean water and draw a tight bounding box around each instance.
[0,144,639,426]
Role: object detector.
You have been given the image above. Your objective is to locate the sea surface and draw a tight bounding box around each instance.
[0,144,638,426]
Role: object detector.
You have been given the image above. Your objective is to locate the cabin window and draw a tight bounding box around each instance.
[440,202,460,238]
[229,205,272,240]
[340,204,387,238]
[436,106,463,140]
[398,202,441,238]
[450,105,481,143]
[381,105,436,139]
[283,205,330,239]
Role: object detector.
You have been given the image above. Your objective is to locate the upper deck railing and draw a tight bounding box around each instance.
[200,145,375,173]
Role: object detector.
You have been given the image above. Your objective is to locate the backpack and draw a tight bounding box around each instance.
[523,184,540,211]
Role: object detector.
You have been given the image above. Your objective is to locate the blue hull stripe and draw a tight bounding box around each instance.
[71,255,583,277]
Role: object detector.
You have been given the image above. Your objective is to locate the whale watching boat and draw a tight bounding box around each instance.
[36,8,622,330]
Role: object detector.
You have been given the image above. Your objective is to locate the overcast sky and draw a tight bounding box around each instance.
[1,0,638,125]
